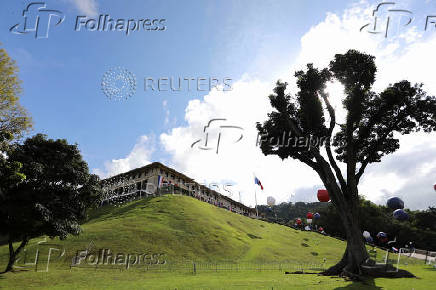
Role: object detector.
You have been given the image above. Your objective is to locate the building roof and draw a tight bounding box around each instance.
[101,162,256,212]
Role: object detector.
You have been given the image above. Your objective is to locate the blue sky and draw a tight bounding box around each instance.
[1,0,348,167]
[1,0,436,209]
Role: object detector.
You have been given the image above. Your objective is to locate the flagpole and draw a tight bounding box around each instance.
[253,172,259,218]
[255,185,258,217]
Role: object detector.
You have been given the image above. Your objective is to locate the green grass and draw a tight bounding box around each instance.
[0,195,434,289]
[0,264,434,289]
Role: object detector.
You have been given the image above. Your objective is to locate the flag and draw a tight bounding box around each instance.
[254,177,263,190]
[157,175,163,188]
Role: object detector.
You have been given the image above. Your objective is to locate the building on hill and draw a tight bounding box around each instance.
[100,162,257,218]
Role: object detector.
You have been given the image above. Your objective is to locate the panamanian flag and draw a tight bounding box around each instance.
[254,176,263,190]
[157,175,163,188]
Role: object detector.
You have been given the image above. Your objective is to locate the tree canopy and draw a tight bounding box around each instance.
[0,44,32,139]
[257,49,436,277]
[0,134,101,273]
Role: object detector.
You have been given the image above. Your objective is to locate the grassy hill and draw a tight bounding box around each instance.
[1,194,434,289]
[0,194,345,266]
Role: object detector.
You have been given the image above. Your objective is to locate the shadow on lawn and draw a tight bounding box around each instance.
[334,277,382,290]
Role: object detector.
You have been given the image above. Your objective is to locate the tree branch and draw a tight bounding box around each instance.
[355,116,404,183]
[320,92,347,190]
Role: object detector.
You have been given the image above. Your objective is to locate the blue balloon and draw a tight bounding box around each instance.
[365,236,373,243]
[387,197,404,210]
[377,232,387,239]
[393,209,409,221]
[313,213,321,219]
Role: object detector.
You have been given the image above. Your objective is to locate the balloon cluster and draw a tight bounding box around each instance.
[387,197,409,221]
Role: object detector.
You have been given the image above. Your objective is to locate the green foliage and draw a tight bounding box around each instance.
[256,50,436,273]
[258,202,328,224]
[0,133,102,272]
[317,200,436,250]
[0,44,32,138]
[259,198,436,250]
[0,130,26,203]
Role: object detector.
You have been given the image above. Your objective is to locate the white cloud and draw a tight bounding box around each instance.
[67,0,98,17]
[92,135,154,178]
[159,80,321,207]
[94,1,436,209]
[157,2,436,209]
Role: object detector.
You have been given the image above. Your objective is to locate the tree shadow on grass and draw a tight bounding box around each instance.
[334,277,382,289]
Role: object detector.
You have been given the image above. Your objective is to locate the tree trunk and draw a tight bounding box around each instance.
[2,236,28,273]
[321,208,369,277]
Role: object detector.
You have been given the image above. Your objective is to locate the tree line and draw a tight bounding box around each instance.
[258,199,436,250]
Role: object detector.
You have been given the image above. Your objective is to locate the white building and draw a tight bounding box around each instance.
[100,162,257,218]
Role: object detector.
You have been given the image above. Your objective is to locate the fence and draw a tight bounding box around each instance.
[69,260,328,274]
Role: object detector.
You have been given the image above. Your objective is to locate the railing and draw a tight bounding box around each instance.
[69,260,328,274]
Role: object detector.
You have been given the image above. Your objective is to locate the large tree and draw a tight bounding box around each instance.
[0,134,101,273]
[257,49,436,277]
[0,44,32,138]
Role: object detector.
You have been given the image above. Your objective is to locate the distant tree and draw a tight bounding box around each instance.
[318,199,436,250]
[0,134,101,273]
[257,50,436,277]
[413,207,436,231]
[0,44,32,138]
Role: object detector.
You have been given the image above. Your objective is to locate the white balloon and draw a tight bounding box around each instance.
[363,231,371,238]
[307,219,312,224]
[267,196,276,206]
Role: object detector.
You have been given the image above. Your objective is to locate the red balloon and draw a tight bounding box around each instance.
[317,189,330,202]
[434,184,436,191]
[319,227,324,231]
[296,218,302,225]
[307,212,313,219]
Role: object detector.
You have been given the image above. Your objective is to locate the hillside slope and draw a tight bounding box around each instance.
[0,195,345,266]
